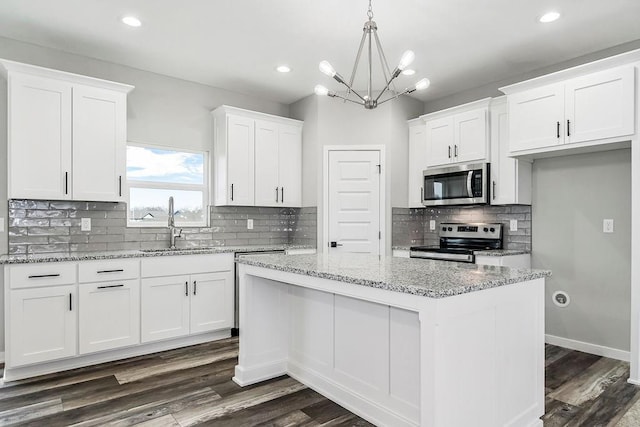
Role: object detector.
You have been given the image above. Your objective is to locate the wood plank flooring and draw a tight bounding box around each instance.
[1,338,639,426]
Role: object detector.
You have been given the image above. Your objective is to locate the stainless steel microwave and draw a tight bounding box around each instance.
[422,163,489,206]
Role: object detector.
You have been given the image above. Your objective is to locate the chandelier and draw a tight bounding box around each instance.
[314,0,430,109]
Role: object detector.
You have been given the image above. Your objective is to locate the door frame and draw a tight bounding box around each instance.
[322,145,386,255]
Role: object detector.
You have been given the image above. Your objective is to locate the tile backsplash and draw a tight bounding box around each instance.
[392,205,532,251]
[8,200,318,256]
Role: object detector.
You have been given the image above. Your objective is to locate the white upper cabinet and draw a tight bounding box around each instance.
[489,97,532,205]
[0,59,133,202]
[212,105,303,207]
[423,99,490,168]
[407,120,427,208]
[505,65,635,155]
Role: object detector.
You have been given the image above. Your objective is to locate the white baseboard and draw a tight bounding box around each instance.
[545,334,630,362]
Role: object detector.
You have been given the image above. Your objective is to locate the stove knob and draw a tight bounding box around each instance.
[447,227,453,231]
[483,227,489,232]
[490,227,495,232]
[442,227,447,232]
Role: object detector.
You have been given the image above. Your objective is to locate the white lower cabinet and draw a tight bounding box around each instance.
[9,285,77,367]
[79,279,140,354]
[140,254,234,343]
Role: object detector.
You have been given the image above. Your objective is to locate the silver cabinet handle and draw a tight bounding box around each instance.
[28,273,60,279]
[492,181,496,200]
[118,176,122,197]
[97,269,124,274]
[275,187,279,202]
[420,187,423,202]
[97,284,124,289]
[448,146,451,158]
[185,281,189,296]
[193,280,197,295]
[454,145,458,157]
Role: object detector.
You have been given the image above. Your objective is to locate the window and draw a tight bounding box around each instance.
[126,144,209,227]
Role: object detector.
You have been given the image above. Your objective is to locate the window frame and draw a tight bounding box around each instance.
[126,142,210,228]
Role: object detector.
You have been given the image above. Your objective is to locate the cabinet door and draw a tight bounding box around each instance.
[8,74,72,200]
[9,285,77,367]
[227,115,255,206]
[425,116,454,167]
[565,66,635,144]
[278,124,302,207]
[141,275,190,342]
[190,271,233,334]
[79,279,140,354]
[454,108,487,163]
[508,84,564,152]
[254,120,280,207]
[408,125,427,208]
[72,86,126,202]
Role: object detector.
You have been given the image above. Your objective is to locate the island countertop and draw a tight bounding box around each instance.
[237,253,550,298]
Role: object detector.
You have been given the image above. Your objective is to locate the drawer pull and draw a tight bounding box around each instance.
[97,269,125,274]
[185,281,189,296]
[193,280,197,296]
[97,284,125,289]
[69,293,73,311]
[28,274,61,279]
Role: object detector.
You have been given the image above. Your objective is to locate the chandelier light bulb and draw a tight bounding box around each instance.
[415,78,430,91]
[397,50,415,70]
[314,85,330,96]
[319,61,337,77]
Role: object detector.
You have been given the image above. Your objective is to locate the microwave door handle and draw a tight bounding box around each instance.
[467,171,474,197]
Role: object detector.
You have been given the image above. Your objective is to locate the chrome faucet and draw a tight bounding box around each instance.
[168,196,182,249]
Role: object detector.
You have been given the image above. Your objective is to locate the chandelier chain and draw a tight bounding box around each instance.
[367,0,373,20]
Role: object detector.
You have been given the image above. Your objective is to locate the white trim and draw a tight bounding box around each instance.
[322,145,387,256]
[545,334,630,362]
[211,105,303,128]
[419,97,492,121]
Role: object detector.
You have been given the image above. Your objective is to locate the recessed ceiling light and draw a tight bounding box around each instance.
[122,16,142,27]
[539,11,560,23]
[401,69,416,76]
[276,65,291,73]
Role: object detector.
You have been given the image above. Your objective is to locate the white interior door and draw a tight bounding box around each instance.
[328,150,381,255]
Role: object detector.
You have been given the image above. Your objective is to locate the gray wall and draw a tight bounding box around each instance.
[533,149,631,352]
[290,94,424,254]
[0,36,291,256]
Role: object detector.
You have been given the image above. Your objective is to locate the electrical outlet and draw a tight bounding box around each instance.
[81,218,91,232]
[0,217,4,232]
[603,219,614,233]
[247,219,254,230]
[429,220,436,231]
[510,219,518,231]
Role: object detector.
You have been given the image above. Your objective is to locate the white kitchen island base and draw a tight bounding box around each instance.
[234,259,545,427]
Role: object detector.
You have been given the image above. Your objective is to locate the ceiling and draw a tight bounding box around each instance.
[0,0,639,105]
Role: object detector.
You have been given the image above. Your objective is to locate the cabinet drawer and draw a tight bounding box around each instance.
[79,259,139,283]
[141,253,234,278]
[9,262,77,289]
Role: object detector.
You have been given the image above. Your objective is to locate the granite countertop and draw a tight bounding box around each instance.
[0,244,316,265]
[392,246,530,257]
[237,253,550,298]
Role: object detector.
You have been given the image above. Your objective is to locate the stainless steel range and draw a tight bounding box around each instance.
[410,222,503,263]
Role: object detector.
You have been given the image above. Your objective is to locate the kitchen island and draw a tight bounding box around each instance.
[234,253,550,427]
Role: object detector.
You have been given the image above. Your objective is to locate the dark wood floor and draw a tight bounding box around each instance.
[0,338,639,426]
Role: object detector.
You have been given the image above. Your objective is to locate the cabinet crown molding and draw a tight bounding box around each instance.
[0,58,134,93]
[417,97,492,122]
[499,48,640,95]
[212,105,303,128]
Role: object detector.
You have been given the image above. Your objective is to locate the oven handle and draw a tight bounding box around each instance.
[467,171,474,198]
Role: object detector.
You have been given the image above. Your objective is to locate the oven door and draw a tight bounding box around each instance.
[422,163,488,206]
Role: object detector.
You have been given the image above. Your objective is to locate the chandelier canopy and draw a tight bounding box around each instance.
[314,0,430,109]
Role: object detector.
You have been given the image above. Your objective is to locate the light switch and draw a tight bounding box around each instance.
[603,219,614,233]
[81,218,91,232]
[429,220,436,231]
[247,219,254,230]
[510,219,518,231]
